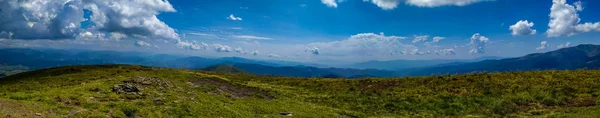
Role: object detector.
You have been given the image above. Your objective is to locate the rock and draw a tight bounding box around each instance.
[131,76,170,87]
[34,113,42,116]
[112,83,141,95]
[152,98,162,102]
[279,112,293,116]
[65,110,86,118]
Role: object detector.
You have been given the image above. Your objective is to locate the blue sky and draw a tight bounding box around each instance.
[1,0,600,64]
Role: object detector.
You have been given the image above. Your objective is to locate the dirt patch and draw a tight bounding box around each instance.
[0,99,42,118]
[188,77,273,100]
[55,97,81,106]
[357,81,400,91]
[112,77,171,95]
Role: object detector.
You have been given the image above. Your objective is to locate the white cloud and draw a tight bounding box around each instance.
[369,0,401,10]
[213,44,233,52]
[331,0,487,10]
[308,32,423,56]
[536,41,548,50]
[321,0,338,8]
[509,20,537,36]
[468,33,489,54]
[424,36,445,46]
[234,47,243,53]
[134,40,157,48]
[107,32,127,40]
[232,35,272,40]
[251,50,259,56]
[268,53,281,58]
[547,0,600,37]
[305,47,320,55]
[188,33,217,37]
[176,40,209,50]
[412,35,429,43]
[574,1,583,11]
[0,0,179,40]
[435,48,456,56]
[557,42,572,48]
[405,0,489,7]
[227,14,243,21]
[135,40,152,47]
[432,36,445,42]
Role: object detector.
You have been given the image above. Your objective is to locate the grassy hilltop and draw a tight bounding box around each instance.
[1,65,600,117]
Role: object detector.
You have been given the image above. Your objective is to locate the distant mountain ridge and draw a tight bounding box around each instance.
[203,63,396,78]
[0,48,396,78]
[406,44,600,75]
[4,45,600,77]
[349,56,504,70]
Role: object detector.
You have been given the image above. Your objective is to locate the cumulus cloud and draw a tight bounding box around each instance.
[557,42,572,48]
[412,35,429,43]
[134,40,159,48]
[536,41,549,50]
[509,20,537,36]
[432,36,445,42]
[251,50,259,56]
[227,14,243,21]
[321,0,338,8]
[574,1,583,11]
[176,40,209,50]
[232,35,272,40]
[305,47,320,55]
[213,44,233,52]
[468,33,489,54]
[435,48,456,56]
[547,0,600,37]
[0,0,179,40]
[268,53,281,58]
[135,40,152,47]
[369,0,402,10]
[234,47,243,53]
[307,32,426,56]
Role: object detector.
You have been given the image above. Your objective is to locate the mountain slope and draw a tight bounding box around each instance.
[349,56,503,70]
[407,44,600,75]
[219,63,396,78]
[201,64,247,74]
[2,65,600,117]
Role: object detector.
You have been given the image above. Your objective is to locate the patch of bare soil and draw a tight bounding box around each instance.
[0,99,42,118]
[358,81,400,91]
[188,77,273,100]
[112,76,171,95]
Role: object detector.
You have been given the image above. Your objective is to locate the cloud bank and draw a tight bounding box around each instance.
[0,0,179,40]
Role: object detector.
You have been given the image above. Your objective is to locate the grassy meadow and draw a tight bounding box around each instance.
[1,65,600,117]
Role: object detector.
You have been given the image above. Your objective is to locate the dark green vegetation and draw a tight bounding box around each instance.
[2,65,600,117]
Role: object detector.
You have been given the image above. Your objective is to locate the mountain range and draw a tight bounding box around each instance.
[402,44,600,75]
[2,44,600,77]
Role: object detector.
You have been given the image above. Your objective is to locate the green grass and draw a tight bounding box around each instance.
[1,65,600,117]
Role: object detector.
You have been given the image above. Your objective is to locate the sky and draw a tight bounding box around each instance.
[1,0,600,64]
